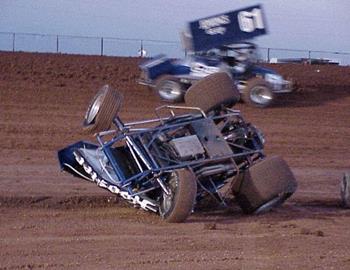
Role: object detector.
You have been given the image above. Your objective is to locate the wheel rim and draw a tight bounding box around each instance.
[253,194,287,215]
[158,80,183,101]
[85,91,106,124]
[250,85,272,106]
[160,173,178,217]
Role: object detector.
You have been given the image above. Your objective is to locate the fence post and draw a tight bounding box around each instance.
[12,33,15,52]
[56,35,59,53]
[101,37,104,56]
[140,40,144,57]
[308,50,311,64]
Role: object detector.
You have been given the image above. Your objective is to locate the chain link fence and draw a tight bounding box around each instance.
[1,31,349,65]
[0,32,182,58]
[258,47,350,65]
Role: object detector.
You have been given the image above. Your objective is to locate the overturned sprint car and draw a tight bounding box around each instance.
[58,73,297,222]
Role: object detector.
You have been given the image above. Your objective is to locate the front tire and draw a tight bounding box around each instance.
[155,76,185,102]
[159,169,197,223]
[83,85,122,134]
[242,78,274,108]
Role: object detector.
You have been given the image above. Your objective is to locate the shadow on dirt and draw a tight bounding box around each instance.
[191,197,350,225]
[271,85,350,108]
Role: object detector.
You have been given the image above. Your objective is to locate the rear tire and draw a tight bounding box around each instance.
[155,75,185,102]
[83,85,123,134]
[159,169,197,223]
[184,72,240,113]
[242,78,274,108]
[232,156,297,214]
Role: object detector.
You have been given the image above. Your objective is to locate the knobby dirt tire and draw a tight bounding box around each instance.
[83,85,122,134]
[184,72,240,113]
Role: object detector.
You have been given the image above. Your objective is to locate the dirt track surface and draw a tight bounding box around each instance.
[1,52,350,269]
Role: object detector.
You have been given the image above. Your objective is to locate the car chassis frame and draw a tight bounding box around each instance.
[59,105,264,213]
